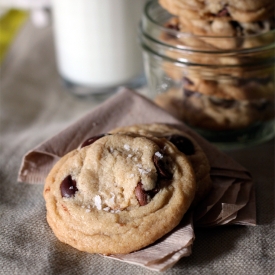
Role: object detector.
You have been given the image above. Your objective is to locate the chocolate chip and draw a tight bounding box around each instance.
[257,76,272,84]
[217,7,230,17]
[135,182,160,206]
[183,89,201,98]
[60,175,78,198]
[148,187,160,198]
[209,97,236,108]
[183,89,193,97]
[238,76,271,86]
[251,99,271,111]
[165,21,180,39]
[183,77,194,86]
[230,21,244,35]
[80,134,108,148]
[258,21,264,29]
[167,23,180,31]
[165,134,195,155]
[153,155,173,179]
[135,182,148,206]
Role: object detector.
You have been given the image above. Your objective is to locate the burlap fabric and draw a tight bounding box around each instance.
[0,20,274,275]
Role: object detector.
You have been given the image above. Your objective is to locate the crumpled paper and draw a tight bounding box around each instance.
[18,88,256,272]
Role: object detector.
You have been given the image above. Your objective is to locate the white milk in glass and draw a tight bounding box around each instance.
[52,0,147,96]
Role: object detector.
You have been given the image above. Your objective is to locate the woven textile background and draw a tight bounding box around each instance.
[0,20,274,275]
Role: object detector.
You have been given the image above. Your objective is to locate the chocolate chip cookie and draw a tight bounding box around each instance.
[181,73,275,101]
[44,133,196,255]
[178,16,275,50]
[155,88,274,130]
[159,0,275,22]
[162,17,274,68]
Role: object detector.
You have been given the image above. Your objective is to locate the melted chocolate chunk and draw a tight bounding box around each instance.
[80,134,108,148]
[153,155,173,179]
[135,182,148,206]
[60,175,78,198]
[136,152,174,206]
[165,134,195,155]
[147,186,160,198]
[135,182,160,206]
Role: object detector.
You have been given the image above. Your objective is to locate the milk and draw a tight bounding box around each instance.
[52,0,147,94]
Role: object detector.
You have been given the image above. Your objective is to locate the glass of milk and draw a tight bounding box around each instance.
[52,0,147,97]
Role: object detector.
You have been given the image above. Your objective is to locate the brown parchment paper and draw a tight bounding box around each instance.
[18,88,256,272]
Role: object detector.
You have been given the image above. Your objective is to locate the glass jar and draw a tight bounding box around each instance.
[140,0,275,149]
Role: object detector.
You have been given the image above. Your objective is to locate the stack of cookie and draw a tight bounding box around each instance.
[44,123,212,255]
[155,0,274,131]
